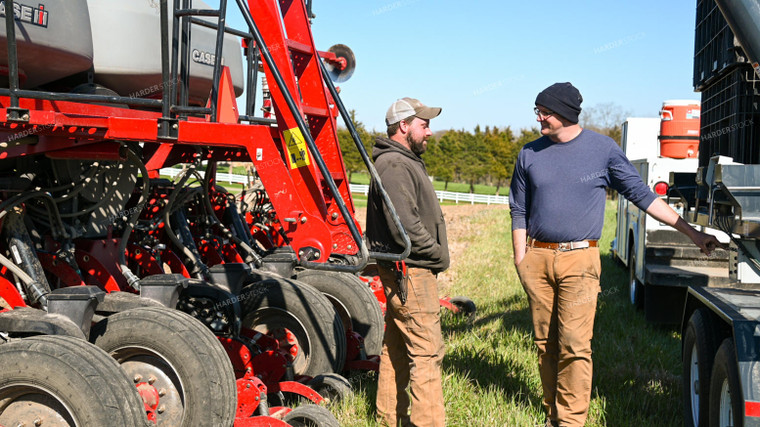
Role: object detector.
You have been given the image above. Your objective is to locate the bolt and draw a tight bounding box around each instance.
[246,383,251,389]
[134,374,143,383]
[148,376,157,385]
[347,245,353,250]
[333,243,338,249]
[22,114,29,121]
[158,388,166,397]
[331,212,339,220]
[34,419,42,427]
[300,217,307,224]
[314,252,320,259]
[82,255,90,262]
[157,405,166,414]
[172,124,179,129]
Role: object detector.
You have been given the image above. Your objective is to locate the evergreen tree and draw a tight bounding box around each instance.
[336,110,374,183]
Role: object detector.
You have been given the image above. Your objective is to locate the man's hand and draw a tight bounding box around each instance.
[690,230,727,256]
[645,199,728,256]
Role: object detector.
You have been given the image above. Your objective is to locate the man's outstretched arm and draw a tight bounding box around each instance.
[645,198,724,255]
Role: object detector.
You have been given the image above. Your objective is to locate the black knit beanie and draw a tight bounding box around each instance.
[535,82,583,124]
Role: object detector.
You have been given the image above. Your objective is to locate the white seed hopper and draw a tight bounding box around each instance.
[88,0,244,103]
[0,0,94,88]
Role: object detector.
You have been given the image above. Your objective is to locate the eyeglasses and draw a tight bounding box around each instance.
[534,107,554,119]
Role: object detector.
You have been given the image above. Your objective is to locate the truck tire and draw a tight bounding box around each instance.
[629,249,644,309]
[90,307,237,427]
[282,404,340,426]
[295,270,384,356]
[240,277,346,376]
[683,308,719,427]
[709,338,743,427]
[0,335,148,427]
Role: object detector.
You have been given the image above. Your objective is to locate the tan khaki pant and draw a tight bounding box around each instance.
[376,265,445,427]
[516,246,601,427]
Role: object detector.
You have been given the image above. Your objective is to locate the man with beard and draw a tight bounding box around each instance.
[366,97,448,427]
[510,82,721,427]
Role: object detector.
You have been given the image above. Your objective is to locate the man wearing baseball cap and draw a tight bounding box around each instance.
[366,97,447,427]
[510,83,721,426]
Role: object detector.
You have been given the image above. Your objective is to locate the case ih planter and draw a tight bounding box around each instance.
[0,0,412,425]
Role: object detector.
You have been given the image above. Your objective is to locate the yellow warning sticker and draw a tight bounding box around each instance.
[283,127,311,169]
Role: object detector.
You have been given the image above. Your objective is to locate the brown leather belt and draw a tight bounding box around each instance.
[528,238,598,251]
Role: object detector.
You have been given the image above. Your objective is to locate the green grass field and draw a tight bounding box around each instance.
[330,202,682,426]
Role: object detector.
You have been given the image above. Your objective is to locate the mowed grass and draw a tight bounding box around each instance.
[331,201,683,426]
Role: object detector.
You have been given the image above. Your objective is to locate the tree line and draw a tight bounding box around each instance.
[337,103,629,196]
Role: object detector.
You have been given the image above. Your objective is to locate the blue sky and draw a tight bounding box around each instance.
[224,1,699,133]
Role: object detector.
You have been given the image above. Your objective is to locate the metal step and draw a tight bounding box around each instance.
[645,244,729,264]
[645,264,732,288]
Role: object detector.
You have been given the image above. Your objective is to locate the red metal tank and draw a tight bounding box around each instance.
[659,100,701,158]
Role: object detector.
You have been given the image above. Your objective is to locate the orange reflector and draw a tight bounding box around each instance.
[654,182,669,196]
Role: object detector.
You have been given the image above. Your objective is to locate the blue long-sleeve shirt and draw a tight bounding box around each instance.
[509,129,657,242]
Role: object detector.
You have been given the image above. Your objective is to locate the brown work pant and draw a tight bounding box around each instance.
[516,246,601,427]
[376,265,445,427]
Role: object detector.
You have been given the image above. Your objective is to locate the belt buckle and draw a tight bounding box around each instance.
[558,242,571,251]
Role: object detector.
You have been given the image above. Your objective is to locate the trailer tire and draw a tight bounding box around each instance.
[0,335,149,427]
[683,308,719,427]
[283,404,340,427]
[295,270,384,357]
[240,278,346,376]
[90,307,237,427]
[629,249,644,310]
[709,338,743,427]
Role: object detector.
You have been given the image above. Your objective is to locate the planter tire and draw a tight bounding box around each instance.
[283,404,340,427]
[90,307,237,427]
[308,373,353,404]
[296,270,384,356]
[240,277,346,376]
[450,296,477,315]
[0,335,149,427]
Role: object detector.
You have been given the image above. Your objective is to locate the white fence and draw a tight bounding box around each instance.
[159,168,508,205]
[348,184,508,205]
